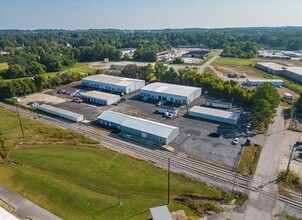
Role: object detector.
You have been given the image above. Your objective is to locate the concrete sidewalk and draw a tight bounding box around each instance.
[0,184,62,220]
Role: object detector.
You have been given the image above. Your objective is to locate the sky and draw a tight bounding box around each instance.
[1,0,302,30]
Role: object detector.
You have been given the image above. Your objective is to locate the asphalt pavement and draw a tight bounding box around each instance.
[243,106,285,220]
[0,184,62,220]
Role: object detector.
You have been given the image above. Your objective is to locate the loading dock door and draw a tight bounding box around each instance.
[141,132,147,139]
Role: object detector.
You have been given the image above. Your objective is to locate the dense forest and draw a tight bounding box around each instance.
[0,27,302,79]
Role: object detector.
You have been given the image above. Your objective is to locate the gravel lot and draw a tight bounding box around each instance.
[29,82,260,168]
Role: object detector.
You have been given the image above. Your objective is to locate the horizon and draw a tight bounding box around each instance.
[1,0,302,29]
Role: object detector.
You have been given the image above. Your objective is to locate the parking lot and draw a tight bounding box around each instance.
[27,82,258,168]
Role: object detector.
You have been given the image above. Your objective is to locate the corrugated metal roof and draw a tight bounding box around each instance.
[284,66,302,76]
[0,207,18,220]
[98,111,178,138]
[82,74,144,86]
[82,91,120,100]
[141,82,201,97]
[39,104,83,118]
[189,106,240,120]
[150,205,173,220]
[247,79,284,83]
[98,111,128,125]
[256,62,285,71]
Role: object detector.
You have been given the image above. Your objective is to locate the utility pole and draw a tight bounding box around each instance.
[167,157,170,205]
[286,145,295,175]
[119,193,122,206]
[16,105,24,138]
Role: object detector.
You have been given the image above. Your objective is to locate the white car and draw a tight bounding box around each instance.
[156,101,163,106]
[232,138,239,145]
[246,123,252,129]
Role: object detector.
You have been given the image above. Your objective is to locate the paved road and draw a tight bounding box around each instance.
[244,106,285,220]
[198,50,223,73]
[0,184,62,220]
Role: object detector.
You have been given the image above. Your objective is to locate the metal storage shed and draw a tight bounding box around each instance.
[98,111,179,144]
[140,82,201,104]
[38,104,84,122]
[188,106,240,125]
[246,79,284,87]
[81,91,120,105]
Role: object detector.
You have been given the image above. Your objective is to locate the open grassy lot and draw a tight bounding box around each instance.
[214,57,302,66]
[0,107,230,219]
[0,107,96,155]
[0,62,9,70]
[0,145,227,219]
[238,145,262,176]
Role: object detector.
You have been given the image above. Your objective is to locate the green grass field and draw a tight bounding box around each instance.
[0,107,228,219]
[238,146,262,176]
[0,62,9,70]
[213,57,302,66]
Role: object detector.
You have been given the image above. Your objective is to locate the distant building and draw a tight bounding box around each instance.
[119,48,136,59]
[81,91,120,105]
[81,74,145,94]
[282,67,302,83]
[98,111,179,145]
[255,62,302,83]
[255,62,284,75]
[188,106,240,125]
[283,93,293,100]
[182,50,210,59]
[246,79,284,87]
[140,82,201,105]
[0,51,10,56]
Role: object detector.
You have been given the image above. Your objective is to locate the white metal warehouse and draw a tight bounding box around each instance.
[81,74,145,94]
[98,110,179,144]
[188,106,240,125]
[140,82,201,104]
[38,104,84,122]
[81,91,120,105]
[246,79,284,87]
[255,62,284,75]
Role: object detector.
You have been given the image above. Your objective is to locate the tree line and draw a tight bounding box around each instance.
[1,27,302,79]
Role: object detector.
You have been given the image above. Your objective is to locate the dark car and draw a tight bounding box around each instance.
[208,132,221,138]
[119,98,126,103]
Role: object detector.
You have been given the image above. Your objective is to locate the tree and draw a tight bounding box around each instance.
[121,64,139,78]
[154,62,167,81]
[252,83,280,110]
[6,63,25,78]
[26,61,45,75]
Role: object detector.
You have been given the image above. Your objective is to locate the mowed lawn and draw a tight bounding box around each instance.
[0,107,226,219]
[1,145,224,219]
[0,62,9,70]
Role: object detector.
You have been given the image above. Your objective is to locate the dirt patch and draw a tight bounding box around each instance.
[210,64,264,79]
[21,93,66,105]
[0,199,15,214]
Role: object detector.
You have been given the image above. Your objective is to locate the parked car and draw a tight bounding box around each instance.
[295,141,302,147]
[113,102,119,106]
[27,101,34,105]
[156,101,163,106]
[119,98,126,103]
[208,132,221,138]
[246,123,252,129]
[142,97,149,101]
[57,90,63,94]
[232,138,239,145]
[295,146,302,151]
[163,112,173,118]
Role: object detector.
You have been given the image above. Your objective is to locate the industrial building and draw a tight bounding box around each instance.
[140,82,201,104]
[255,62,285,75]
[204,99,232,109]
[246,79,284,87]
[188,106,240,125]
[38,104,84,122]
[282,67,302,83]
[255,62,302,83]
[81,91,120,105]
[98,111,179,144]
[81,74,145,94]
[182,50,210,59]
[0,207,18,220]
